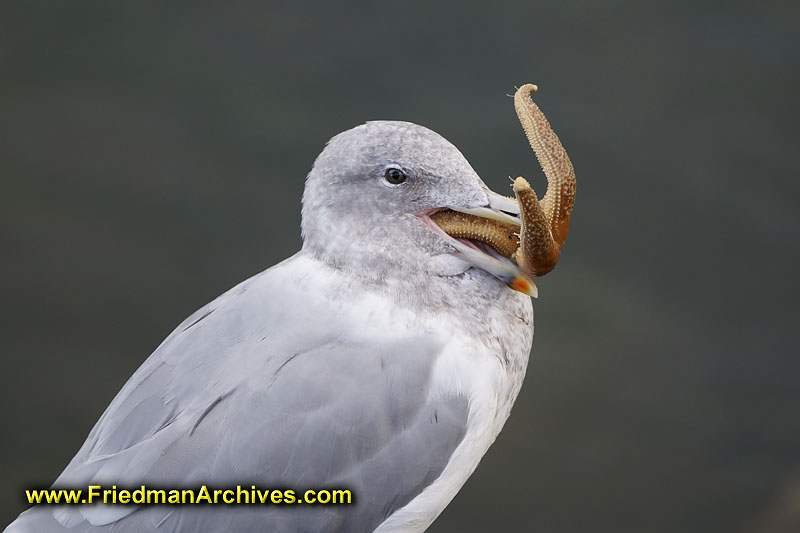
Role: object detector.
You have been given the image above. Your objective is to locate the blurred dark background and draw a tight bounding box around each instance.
[1,1,798,532]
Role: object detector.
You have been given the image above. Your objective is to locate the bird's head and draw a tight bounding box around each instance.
[301,120,534,295]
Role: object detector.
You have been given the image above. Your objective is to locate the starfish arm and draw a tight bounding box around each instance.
[513,84,576,249]
[513,177,559,276]
[511,84,576,277]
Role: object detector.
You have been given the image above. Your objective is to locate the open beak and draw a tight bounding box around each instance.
[418,190,538,298]
[417,82,577,299]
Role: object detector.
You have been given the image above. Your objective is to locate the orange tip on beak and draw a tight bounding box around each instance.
[510,277,538,298]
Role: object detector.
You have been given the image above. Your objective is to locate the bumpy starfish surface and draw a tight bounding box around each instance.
[511,84,576,277]
[430,84,576,282]
[428,210,520,258]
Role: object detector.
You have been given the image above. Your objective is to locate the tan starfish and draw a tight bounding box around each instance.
[511,83,576,277]
[431,83,576,286]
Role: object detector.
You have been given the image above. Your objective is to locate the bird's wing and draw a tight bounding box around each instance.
[7,253,470,532]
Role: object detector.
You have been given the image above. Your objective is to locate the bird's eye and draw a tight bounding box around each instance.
[384,168,407,185]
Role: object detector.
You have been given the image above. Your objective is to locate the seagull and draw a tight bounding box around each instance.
[6,84,575,532]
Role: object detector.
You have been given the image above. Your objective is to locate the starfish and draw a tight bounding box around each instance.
[431,83,576,286]
[511,83,576,277]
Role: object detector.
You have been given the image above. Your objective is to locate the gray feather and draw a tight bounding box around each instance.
[7,253,469,532]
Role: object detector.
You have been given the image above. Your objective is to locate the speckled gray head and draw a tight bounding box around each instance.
[302,120,529,292]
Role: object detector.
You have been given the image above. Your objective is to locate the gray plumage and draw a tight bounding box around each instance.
[6,121,533,532]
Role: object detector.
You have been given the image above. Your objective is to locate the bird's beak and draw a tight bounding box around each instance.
[418,190,537,298]
[419,83,576,299]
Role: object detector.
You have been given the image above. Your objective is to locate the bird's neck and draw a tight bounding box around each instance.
[298,247,534,368]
